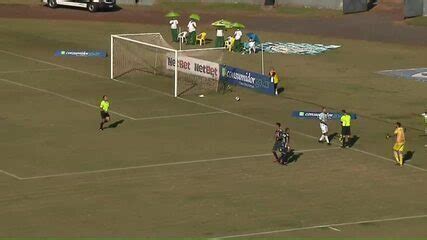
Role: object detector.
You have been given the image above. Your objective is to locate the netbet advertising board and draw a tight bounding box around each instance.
[166,54,220,80]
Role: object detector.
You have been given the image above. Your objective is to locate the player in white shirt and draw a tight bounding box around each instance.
[233,28,243,52]
[187,19,197,45]
[169,19,179,42]
[318,107,331,145]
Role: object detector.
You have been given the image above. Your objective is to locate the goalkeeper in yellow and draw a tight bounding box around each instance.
[392,122,406,166]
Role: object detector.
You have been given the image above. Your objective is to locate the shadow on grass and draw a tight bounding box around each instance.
[403,151,415,162]
[348,135,360,148]
[283,149,303,165]
[107,119,125,129]
[328,132,338,142]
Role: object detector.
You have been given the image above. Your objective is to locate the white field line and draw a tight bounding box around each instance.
[351,148,426,172]
[211,214,427,239]
[0,77,137,120]
[378,68,427,73]
[0,77,222,122]
[0,169,23,180]
[13,147,338,180]
[328,226,341,232]
[1,49,425,172]
[134,111,225,121]
[0,68,62,74]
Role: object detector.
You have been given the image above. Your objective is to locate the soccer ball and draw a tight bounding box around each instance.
[235,96,240,101]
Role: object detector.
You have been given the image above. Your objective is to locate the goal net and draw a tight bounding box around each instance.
[111,33,225,97]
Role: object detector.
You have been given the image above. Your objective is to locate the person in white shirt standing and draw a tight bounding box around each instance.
[187,18,197,45]
[215,27,224,47]
[233,28,243,52]
[169,18,179,42]
[318,107,331,145]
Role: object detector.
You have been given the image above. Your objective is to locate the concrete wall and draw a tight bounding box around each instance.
[343,0,367,13]
[424,0,427,15]
[404,0,423,17]
[117,0,344,10]
[276,0,343,10]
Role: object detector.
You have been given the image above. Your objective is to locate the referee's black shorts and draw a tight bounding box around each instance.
[341,126,351,136]
[100,111,110,119]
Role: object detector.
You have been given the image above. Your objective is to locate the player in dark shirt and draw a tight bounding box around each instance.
[272,122,284,162]
[280,128,291,165]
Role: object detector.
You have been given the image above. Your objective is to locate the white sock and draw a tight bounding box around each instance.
[319,135,324,141]
[325,135,330,143]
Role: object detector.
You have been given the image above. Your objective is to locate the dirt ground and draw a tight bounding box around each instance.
[0,3,427,45]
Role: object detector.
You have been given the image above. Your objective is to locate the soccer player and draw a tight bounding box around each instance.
[318,107,331,145]
[99,95,110,130]
[340,110,351,148]
[393,122,406,166]
[280,128,291,165]
[272,122,284,162]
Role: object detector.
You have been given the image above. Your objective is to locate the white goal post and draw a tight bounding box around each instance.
[111,33,225,97]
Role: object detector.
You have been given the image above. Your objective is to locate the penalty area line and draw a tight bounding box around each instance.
[211,214,427,239]
[0,68,63,74]
[0,77,137,120]
[13,147,338,180]
[0,169,23,180]
[134,111,225,121]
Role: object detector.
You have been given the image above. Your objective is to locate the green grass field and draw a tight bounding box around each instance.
[0,16,426,238]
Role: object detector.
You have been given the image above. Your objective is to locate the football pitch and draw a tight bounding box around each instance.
[0,16,426,237]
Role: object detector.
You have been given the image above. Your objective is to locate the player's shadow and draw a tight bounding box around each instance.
[107,119,125,129]
[285,149,303,164]
[348,135,360,148]
[328,132,338,142]
[277,87,285,95]
[403,151,415,162]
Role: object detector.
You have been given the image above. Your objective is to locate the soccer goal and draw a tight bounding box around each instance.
[111,33,225,97]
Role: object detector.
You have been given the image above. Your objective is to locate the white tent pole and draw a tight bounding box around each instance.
[261,43,265,74]
[174,50,178,97]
